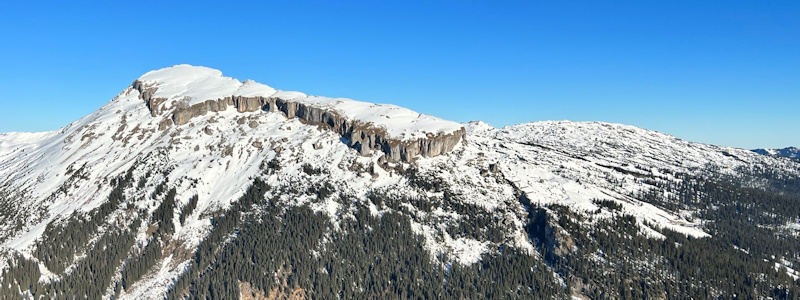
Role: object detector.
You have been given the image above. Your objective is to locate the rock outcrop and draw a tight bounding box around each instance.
[133,81,465,162]
[171,98,238,126]
[132,80,166,117]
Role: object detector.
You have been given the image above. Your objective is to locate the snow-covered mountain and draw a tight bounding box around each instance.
[1,65,798,299]
[754,146,800,160]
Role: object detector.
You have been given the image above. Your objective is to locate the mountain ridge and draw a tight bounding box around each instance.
[131,64,465,163]
[753,146,800,160]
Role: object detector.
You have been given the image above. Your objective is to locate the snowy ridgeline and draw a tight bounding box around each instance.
[135,64,464,142]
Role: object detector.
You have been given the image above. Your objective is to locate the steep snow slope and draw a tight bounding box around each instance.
[1,65,798,298]
[0,65,460,248]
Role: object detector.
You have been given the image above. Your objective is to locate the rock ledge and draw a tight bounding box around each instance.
[133,80,465,162]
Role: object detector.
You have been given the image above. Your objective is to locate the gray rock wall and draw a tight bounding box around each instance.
[132,81,464,162]
[171,98,236,125]
[270,97,466,162]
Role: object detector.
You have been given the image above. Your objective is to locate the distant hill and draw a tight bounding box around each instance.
[753,147,800,160]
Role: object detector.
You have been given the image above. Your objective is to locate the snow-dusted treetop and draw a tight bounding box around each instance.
[136,64,464,141]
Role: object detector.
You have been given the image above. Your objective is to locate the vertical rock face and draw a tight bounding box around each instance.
[133,80,166,117]
[267,97,466,162]
[232,96,266,113]
[170,98,237,125]
[133,81,464,162]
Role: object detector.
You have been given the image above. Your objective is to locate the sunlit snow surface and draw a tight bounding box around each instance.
[1,66,799,298]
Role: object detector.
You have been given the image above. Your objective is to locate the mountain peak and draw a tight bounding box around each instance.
[134,64,279,105]
[126,65,465,162]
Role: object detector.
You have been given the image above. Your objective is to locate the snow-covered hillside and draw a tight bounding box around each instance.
[1,65,798,299]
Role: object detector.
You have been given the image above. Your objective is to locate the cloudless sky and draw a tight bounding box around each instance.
[0,1,797,149]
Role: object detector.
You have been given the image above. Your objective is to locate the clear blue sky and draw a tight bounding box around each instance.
[1,1,797,149]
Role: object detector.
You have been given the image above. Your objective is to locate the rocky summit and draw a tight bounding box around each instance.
[132,65,465,162]
[0,65,798,299]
